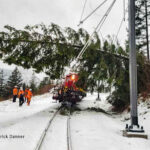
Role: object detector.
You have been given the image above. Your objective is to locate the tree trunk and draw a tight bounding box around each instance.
[96,81,101,101]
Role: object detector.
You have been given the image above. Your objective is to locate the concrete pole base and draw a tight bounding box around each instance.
[122,124,148,139]
[123,130,148,139]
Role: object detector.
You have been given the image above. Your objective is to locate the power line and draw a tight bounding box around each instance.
[114,0,128,44]
[114,18,124,43]
[79,0,88,26]
[123,0,126,21]
[97,1,116,33]
[99,30,104,43]
[76,0,117,61]
[78,0,108,26]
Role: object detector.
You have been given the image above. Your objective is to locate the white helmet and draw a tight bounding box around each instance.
[29,89,32,91]
[20,87,23,90]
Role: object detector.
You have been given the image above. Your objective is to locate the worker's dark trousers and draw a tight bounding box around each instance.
[13,95,17,102]
[19,96,24,106]
[24,97,27,102]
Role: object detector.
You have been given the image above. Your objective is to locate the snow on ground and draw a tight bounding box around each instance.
[0,93,61,150]
[0,92,150,150]
[40,114,68,150]
[79,92,111,111]
[73,93,150,150]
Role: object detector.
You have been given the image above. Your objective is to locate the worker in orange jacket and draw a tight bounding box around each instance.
[24,88,29,102]
[18,87,24,106]
[27,89,32,106]
[13,86,18,102]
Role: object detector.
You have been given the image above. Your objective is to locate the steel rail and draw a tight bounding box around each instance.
[34,107,61,150]
[67,111,72,150]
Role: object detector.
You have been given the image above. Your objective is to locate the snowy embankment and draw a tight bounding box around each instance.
[0,94,60,150]
[71,93,150,150]
[0,92,150,150]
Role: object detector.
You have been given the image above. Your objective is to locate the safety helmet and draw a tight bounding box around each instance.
[29,89,32,91]
[14,86,17,88]
[20,87,23,90]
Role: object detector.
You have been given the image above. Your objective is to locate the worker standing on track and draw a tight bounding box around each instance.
[24,88,29,102]
[18,87,24,106]
[13,86,18,103]
[27,89,32,106]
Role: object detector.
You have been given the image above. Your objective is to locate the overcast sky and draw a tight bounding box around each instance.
[0,0,128,45]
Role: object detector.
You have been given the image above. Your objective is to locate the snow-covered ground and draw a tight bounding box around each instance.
[0,92,150,150]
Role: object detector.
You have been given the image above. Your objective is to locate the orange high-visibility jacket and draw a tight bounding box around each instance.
[25,89,28,98]
[13,88,18,95]
[18,90,24,98]
[27,90,32,100]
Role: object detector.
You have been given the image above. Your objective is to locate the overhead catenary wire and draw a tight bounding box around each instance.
[79,0,88,26]
[76,0,117,61]
[114,1,128,44]
[78,0,108,26]
[114,18,124,43]
[99,30,104,43]
[97,0,116,33]
[123,0,125,21]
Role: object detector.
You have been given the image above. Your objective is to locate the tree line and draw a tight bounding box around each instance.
[0,67,51,100]
[135,0,150,55]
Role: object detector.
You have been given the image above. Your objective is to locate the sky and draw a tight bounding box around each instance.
[0,0,128,46]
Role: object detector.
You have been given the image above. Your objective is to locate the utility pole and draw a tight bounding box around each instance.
[145,0,149,60]
[129,0,138,128]
[124,0,146,135]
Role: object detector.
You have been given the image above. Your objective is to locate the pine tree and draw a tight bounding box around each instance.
[22,83,27,91]
[30,73,37,93]
[39,77,51,89]
[135,0,150,53]
[0,70,5,97]
[6,67,23,95]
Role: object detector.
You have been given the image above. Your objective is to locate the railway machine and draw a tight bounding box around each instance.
[52,73,86,106]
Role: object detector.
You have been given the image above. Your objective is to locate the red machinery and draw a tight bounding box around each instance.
[64,73,78,89]
[52,73,86,105]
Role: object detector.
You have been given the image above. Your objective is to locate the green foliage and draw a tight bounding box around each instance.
[38,77,51,89]
[0,24,90,79]
[29,73,37,93]
[135,0,150,51]
[1,23,150,111]
[76,36,130,110]
[5,67,23,96]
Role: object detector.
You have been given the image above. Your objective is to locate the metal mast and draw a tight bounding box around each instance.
[129,0,138,126]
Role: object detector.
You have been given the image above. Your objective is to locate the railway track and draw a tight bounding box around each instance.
[34,106,73,150]
[67,111,72,150]
[34,107,61,150]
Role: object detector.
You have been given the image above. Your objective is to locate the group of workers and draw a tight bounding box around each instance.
[13,86,33,106]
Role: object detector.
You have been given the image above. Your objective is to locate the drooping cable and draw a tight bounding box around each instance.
[97,0,116,33]
[114,1,128,44]
[78,0,108,26]
[79,0,88,26]
[76,0,117,61]
[123,0,125,21]
[99,30,104,43]
[114,18,124,43]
